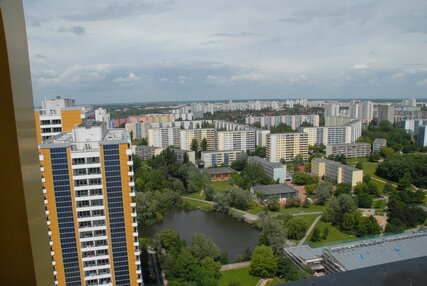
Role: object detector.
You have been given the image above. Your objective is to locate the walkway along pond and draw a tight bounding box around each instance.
[139,208,260,260]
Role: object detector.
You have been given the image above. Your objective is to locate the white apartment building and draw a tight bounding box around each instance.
[201,150,242,167]
[324,103,340,117]
[326,142,372,158]
[216,130,256,152]
[300,120,361,146]
[179,128,216,151]
[248,156,287,183]
[266,133,309,162]
[245,115,320,130]
[148,127,180,148]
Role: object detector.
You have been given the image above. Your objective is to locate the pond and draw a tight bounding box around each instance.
[139,208,260,260]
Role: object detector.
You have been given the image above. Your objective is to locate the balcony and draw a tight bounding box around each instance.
[133,232,138,237]
[126,149,132,155]
[40,166,44,172]
[133,241,139,247]
[130,191,135,197]
[39,154,44,161]
[128,171,134,176]
[41,177,46,183]
[131,213,137,218]
[49,241,53,246]
[45,210,50,215]
[43,189,47,194]
[127,160,133,166]
[130,202,136,208]
[132,222,138,227]
[129,181,135,187]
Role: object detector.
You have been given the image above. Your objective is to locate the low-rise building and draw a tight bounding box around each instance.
[135,145,195,163]
[251,184,299,201]
[311,157,363,186]
[325,142,371,158]
[201,150,243,167]
[205,167,237,181]
[285,232,427,276]
[373,138,387,153]
[248,156,287,183]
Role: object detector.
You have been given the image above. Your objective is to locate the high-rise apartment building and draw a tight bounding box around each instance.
[377,105,395,123]
[179,128,216,151]
[95,108,111,126]
[39,122,142,286]
[417,126,427,147]
[324,103,340,117]
[216,130,256,152]
[34,97,94,144]
[299,120,361,146]
[147,127,180,148]
[266,133,308,162]
[245,115,319,129]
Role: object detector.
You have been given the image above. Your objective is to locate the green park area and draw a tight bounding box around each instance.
[266,278,286,286]
[212,180,230,191]
[218,267,260,286]
[307,220,355,246]
[297,214,321,228]
[181,197,212,211]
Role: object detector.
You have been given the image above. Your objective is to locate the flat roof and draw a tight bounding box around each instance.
[312,157,361,172]
[248,156,285,169]
[280,256,427,286]
[252,184,299,195]
[373,138,387,143]
[204,167,237,175]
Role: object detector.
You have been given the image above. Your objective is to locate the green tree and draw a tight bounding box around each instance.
[277,257,306,281]
[292,172,318,185]
[304,184,317,196]
[335,183,352,196]
[200,257,221,279]
[398,172,412,190]
[323,194,357,226]
[316,182,332,204]
[286,219,307,240]
[155,229,185,254]
[258,215,287,254]
[201,137,208,151]
[250,245,278,277]
[254,146,267,158]
[191,138,199,152]
[191,233,221,261]
[357,191,372,208]
[310,228,321,242]
[265,196,280,211]
[270,123,295,133]
[322,227,329,240]
[355,162,363,170]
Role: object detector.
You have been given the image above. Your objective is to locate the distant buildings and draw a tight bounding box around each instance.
[311,157,363,186]
[348,101,374,122]
[94,107,111,126]
[284,232,427,276]
[266,133,309,162]
[201,150,242,167]
[39,122,142,285]
[248,156,287,183]
[251,184,299,201]
[377,105,395,123]
[417,126,427,147]
[205,167,236,181]
[179,128,216,151]
[34,97,94,144]
[373,138,387,153]
[113,114,175,128]
[147,127,179,148]
[326,143,371,158]
[324,103,340,117]
[299,120,362,146]
[135,145,195,163]
[245,115,320,130]
[400,119,427,133]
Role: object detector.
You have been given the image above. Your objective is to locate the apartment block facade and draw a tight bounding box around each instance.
[266,133,309,162]
[34,97,94,144]
[216,130,256,152]
[311,157,363,186]
[245,114,320,130]
[299,120,361,146]
[179,128,216,151]
[147,127,179,148]
[39,122,142,286]
[201,150,242,167]
[326,142,371,158]
[247,156,287,183]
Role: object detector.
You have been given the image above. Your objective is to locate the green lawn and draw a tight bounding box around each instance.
[362,163,378,176]
[373,199,386,209]
[218,267,261,286]
[347,157,368,166]
[266,278,286,286]
[375,209,385,216]
[279,204,326,215]
[247,201,265,214]
[186,191,206,200]
[295,214,321,228]
[307,221,355,246]
[370,179,385,192]
[212,180,230,191]
[181,197,213,211]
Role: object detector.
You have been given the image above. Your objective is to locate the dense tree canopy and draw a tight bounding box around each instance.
[250,245,278,277]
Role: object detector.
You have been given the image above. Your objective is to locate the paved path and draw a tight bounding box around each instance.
[182,197,325,223]
[370,176,397,187]
[298,215,322,246]
[256,278,270,286]
[220,261,251,271]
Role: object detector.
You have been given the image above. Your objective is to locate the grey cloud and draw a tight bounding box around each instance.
[58,26,86,35]
[63,1,173,22]
[212,32,260,38]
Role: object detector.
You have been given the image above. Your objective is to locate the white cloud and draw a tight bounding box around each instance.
[417,78,427,85]
[113,72,140,84]
[353,64,369,70]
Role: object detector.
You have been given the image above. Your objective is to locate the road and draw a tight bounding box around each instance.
[297,215,322,246]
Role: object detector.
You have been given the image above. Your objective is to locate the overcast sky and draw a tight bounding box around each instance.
[24,0,427,105]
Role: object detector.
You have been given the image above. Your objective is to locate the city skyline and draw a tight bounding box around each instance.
[24,0,427,104]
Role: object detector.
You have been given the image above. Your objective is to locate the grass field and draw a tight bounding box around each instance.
[186,191,206,200]
[266,278,286,286]
[247,201,265,214]
[347,157,367,166]
[218,267,261,286]
[279,204,326,215]
[212,180,230,191]
[181,197,213,211]
[295,214,321,228]
[362,163,378,176]
[307,221,354,246]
